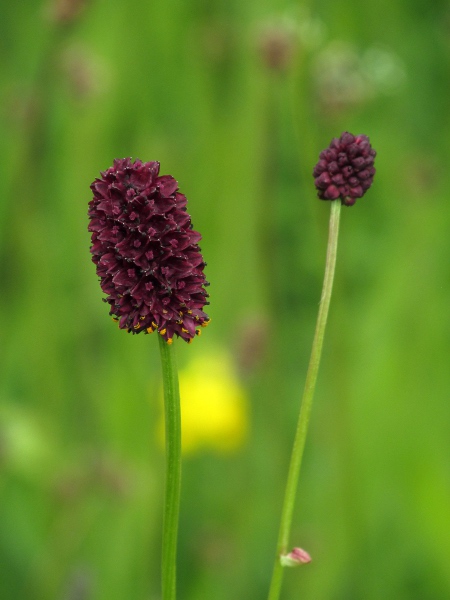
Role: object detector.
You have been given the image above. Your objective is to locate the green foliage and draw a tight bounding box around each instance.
[1,0,450,598]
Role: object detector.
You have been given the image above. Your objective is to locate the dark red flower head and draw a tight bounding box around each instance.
[313,132,376,206]
[88,158,210,344]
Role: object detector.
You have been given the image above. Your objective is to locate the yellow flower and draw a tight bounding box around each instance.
[158,352,248,455]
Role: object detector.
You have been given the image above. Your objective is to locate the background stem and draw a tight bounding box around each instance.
[268,200,342,600]
[158,335,182,600]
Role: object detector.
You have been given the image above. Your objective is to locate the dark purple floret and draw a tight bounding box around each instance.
[313,132,376,206]
[88,158,210,344]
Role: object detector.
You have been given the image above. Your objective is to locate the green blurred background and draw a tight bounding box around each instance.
[1,0,450,598]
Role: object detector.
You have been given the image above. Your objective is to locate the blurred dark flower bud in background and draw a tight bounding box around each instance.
[313,132,376,206]
[234,315,269,379]
[88,159,210,344]
[46,0,89,26]
[60,45,110,102]
[257,21,298,72]
[255,9,325,72]
[61,565,94,600]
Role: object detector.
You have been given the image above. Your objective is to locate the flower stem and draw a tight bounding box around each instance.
[268,200,342,600]
[158,335,182,600]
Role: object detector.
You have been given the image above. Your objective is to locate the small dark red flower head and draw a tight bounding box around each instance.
[313,132,376,206]
[88,158,210,344]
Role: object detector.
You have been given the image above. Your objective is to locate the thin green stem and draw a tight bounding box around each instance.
[268,200,342,600]
[158,335,182,600]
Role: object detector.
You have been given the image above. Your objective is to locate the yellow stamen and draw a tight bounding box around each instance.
[201,318,211,328]
[133,323,140,329]
[195,329,201,336]
[187,338,193,344]
[146,327,154,334]
[152,322,158,328]
[160,328,167,336]
[140,316,145,320]
[167,338,173,345]
[112,317,119,322]
[187,310,192,314]
[181,328,189,333]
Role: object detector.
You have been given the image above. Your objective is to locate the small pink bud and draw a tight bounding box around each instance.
[280,547,312,567]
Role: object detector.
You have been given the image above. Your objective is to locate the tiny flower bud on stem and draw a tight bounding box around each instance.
[280,547,312,567]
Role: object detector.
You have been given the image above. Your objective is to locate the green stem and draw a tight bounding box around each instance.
[158,335,182,600]
[268,200,342,600]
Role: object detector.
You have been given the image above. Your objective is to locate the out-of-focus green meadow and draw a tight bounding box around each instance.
[1,0,450,598]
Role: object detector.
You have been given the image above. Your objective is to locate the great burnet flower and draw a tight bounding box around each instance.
[88,158,210,344]
[313,132,376,206]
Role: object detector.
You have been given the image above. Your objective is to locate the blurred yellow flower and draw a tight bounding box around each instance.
[158,352,248,455]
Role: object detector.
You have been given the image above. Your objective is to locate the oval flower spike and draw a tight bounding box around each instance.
[313,132,376,206]
[88,158,210,343]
